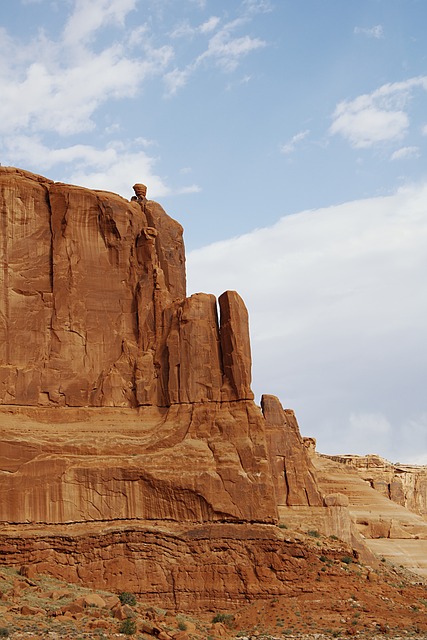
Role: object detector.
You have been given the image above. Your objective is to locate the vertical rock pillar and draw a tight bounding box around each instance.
[219,291,254,401]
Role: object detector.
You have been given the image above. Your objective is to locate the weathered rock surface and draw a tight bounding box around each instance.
[2,167,426,613]
[314,453,427,578]
[0,167,334,609]
[0,403,277,525]
[0,522,318,611]
[0,167,253,408]
[328,453,427,518]
[262,394,322,507]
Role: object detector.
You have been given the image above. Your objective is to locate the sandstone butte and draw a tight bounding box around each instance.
[0,166,426,618]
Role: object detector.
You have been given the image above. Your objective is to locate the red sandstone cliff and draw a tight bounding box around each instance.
[0,167,254,408]
[0,167,327,608]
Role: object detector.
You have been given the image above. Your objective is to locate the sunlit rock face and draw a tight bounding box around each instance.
[0,167,333,610]
[0,167,254,408]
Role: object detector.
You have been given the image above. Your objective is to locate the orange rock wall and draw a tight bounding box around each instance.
[0,167,336,610]
[0,168,253,407]
[0,522,319,612]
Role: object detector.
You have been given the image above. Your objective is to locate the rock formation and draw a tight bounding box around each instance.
[327,454,427,517]
[0,167,332,609]
[1,167,426,610]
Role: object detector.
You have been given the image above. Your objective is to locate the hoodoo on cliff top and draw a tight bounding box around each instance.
[4,166,427,614]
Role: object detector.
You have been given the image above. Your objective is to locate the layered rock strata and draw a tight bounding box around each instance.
[0,167,335,608]
[328,454,427,518]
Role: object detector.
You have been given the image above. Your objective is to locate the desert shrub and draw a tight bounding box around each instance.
[119,591,137,606]
[278,523,288,529]
[341,556,353,565]
[307,529,320,538]
[177,620,187,631]
[119,617,136,635]
[319,555,327,562]
[0,630,9,638]
[211,613,234,627]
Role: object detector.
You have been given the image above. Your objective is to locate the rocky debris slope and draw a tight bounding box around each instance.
[1,535,427,640]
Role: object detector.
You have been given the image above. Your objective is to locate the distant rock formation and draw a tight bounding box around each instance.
[327,454,427,517]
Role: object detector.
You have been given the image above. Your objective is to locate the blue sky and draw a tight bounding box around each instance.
[1,0,426,462]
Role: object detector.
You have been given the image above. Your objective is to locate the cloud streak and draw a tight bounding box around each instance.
[354,25,384,39]
[281,129,310,155]
[330,76,427,148]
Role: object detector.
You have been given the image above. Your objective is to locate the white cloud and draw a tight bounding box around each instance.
[170,16,220,39]
[63,0,137,46]
[188,0,207,8]
[281,129,310,155]
[1,135,199,199]
[243,0,273,15]
[197,23,266,72]
[330,76,427,148]
[422,124,427,135]
[164,67,192,96]
[200,16,221,34]
[187,182,427,461]
[354,25,384,39]
[166,14,266,93]
[0,10,173,136]
[390,146,420,161]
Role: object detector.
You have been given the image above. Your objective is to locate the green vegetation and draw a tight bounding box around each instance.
[119,617,136,635]
[341,555,353,565]
[0,629,9,638]
[119,591,137,606]
[211,612,234,627]
[307,529,320,538]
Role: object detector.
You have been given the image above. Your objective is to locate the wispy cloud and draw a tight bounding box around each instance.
[390,146,420,161]
[0,2,173,137]
[170,16,221,39]
[243,0,273,15]
[198,29,265,72]
[330,76,427,148]
[354,25,384,39]
[280,129,310,155]
[165,14,266,94]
